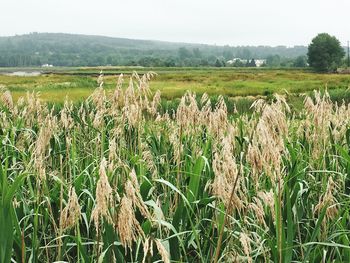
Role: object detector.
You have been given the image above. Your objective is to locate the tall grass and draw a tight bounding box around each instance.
[1,72,350,262]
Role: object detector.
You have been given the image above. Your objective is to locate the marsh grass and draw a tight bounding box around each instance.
[1,68,350,104]
[1,72,350,262]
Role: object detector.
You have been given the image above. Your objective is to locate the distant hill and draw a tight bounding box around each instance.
[0,33,308,67]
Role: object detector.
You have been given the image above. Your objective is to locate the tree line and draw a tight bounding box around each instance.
[0,33,308,68]
[0,33,347,71]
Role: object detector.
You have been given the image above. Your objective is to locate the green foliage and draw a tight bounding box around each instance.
[2,68,350,109]
[1,72,350,262]
[307,33,345,72]
[214,59,224,67]
[266,54,281,67]
[246,58,257,67]
[293,55,308,67]
[0,150,27,263]
[0,33,308,67]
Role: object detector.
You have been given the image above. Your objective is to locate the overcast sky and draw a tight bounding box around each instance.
[1,0,349,46]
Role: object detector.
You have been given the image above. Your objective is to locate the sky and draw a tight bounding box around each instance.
[1,0,349,46]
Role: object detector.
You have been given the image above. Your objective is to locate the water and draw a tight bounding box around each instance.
[3,71,41,76]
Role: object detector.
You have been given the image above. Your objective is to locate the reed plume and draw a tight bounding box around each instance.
[91,158,114,231]
[60,186,81,230]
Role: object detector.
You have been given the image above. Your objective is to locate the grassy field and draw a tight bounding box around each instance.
[1,72,350,262]
[1,67,350,104]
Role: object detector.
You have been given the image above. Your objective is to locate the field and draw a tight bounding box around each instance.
[1,71,350,262]
[1,67,350,107]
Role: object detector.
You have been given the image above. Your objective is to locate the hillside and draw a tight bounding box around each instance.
[0,33,308,67]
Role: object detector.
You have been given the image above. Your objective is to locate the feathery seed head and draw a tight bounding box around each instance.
[60,187,81,231]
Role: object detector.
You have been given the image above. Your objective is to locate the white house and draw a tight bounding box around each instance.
[226,58,266,67]
[255,59,266,67]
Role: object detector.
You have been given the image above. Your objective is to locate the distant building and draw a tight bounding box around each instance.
[226,58,248,64]
[337,68,350,74]
[41,64,53,67]
[254,59,266,67]
[226,58,266,67]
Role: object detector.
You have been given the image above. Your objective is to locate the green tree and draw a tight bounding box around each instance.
[214,58,223,67]
[178,47,192,60]
[232,59,244,67]
[307,33,345,72]
[266,55,281,67]
[248,58,257,67]
[293,55,308,67]
[164,57,176,67]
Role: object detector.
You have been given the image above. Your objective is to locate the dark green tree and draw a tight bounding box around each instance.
[214,58,223,67]
[164,57,176,67]
[307,33,345,72]
[248,58,257,67]
[232,59,244,67]
[293,55,308,67]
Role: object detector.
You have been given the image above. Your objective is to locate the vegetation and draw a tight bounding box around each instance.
[308,33,345,72]
[0,33,308,67]
[1,72,350,262]
[1,68,350,112]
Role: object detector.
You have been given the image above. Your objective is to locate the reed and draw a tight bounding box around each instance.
[0,73,350,262]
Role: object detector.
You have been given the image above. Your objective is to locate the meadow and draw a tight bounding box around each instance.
[1,67,350,106]
[1,71,350,262]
